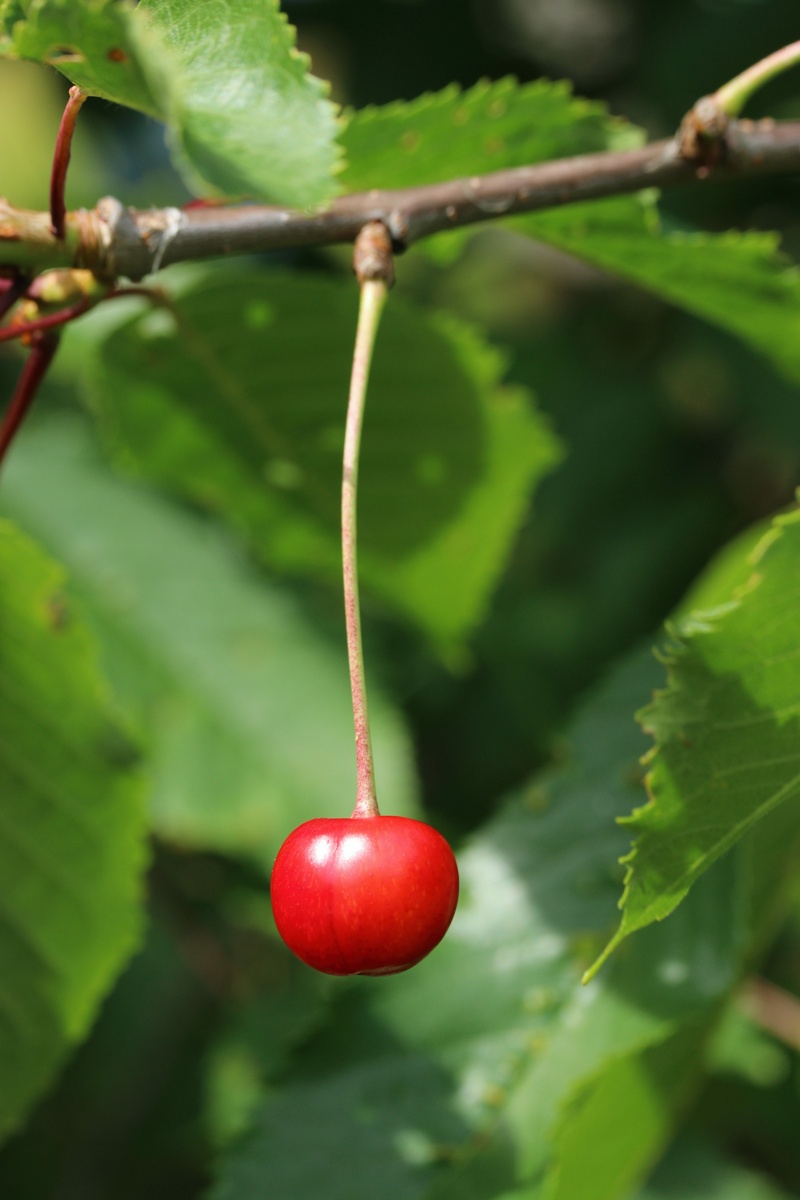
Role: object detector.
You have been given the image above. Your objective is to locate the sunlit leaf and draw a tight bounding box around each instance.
[1,0,339,206]
[589,510,800,979]
[341,77,642,191]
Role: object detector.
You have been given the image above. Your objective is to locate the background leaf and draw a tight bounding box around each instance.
[0,520,146,1138]
[514,219,800,390]
[636,1136,793,1200]
[0,415,418,864]
[76,268,560,648]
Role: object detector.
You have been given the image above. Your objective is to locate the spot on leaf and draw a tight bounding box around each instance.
[400,130,421,153]
[46,593,70,632]
[263,459,303,489]
[46,46,86,65]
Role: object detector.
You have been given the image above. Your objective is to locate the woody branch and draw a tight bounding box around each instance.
[0,115,798,283]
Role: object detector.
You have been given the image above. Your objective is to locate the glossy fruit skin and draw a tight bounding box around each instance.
[270,814,459,976]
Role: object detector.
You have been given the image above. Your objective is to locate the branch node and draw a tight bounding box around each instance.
[353,221,395,288]
[677,95,730,165]
[78,198,186,282]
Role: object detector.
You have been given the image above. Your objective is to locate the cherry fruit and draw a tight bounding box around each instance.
[271,813,459,976]
[272,240,459,977]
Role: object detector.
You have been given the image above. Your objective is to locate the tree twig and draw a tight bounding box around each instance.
[0,117,798,281]
[50,85,88,240]
[0,297,93,344]
[0,332,60,467]
[715,40,800,117]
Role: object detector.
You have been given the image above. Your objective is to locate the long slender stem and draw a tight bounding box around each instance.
[0,333,60,469]
[715,40,800,116]
[343,275,389,819]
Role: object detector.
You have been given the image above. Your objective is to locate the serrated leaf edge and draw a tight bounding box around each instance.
[583,510,799,983]
[340,74,645,182]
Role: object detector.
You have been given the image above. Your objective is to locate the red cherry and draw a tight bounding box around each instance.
[270,814,459,976]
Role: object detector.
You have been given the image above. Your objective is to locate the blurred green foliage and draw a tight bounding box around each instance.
[1,1,800,1197]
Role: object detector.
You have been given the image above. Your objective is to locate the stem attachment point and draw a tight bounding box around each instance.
[353,221,395,289]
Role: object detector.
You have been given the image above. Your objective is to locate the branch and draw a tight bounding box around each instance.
[0,332,60,467]
[0,117,799,281]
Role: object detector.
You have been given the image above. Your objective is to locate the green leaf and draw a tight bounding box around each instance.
[636,1136,793,1200]
[77,268,560,647]
[705,1002,789,1088]
[2,0,340,207]
[589,509,800,979]
[211,1054,467,1200]
[517,219,800,388]
[340,77,643,192]
[211,647,761,1200]
[1,415,418,865]
[0,519,145,1138]
[206,954,333,1149]
[1,0,168,116]
[548,1026,709,1200]
[136,0,341,207]
[674,520,773,620]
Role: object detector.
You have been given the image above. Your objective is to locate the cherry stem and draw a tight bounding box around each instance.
[344,225,393,819]
[0,282,169,469]
[0,297,93,343]
[50,86,88,240]
[0,332,60,469]
[0,281,169,347]
[714,40,800,116]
